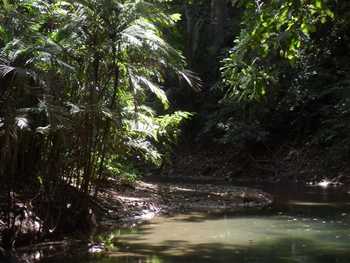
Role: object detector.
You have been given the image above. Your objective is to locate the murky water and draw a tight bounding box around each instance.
[41,183,350,263]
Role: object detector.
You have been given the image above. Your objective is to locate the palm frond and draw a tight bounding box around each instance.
[128,68,169,109]
[178,69,202,91]
[0,64,15,79]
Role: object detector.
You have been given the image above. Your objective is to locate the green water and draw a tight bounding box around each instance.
[42,183,350,263]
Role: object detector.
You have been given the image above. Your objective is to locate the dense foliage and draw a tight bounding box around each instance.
[0,0,196,245]
[202,0,350,153]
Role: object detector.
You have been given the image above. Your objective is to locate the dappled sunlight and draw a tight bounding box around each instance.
[112,212,350,257]
[40,236,350,263]
[1,1,350,263]
[77,184,350,263]
[29,183,350,263]
[288,201,350,207]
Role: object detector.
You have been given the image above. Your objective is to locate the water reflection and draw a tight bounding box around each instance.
[40,236,350,263]
[39,184,350,263]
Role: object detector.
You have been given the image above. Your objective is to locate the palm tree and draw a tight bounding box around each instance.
[0,0,199,236]
[50,0,199,191]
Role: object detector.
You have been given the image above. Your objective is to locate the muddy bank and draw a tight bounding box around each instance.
[1,178,272,262]
[0,178,272,255]
[95,179,273,227]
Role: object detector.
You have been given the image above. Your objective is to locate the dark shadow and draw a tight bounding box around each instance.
[38,236,350,263]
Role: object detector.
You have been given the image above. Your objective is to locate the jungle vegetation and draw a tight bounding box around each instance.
[0,0,198,249]
[1,0,350,251]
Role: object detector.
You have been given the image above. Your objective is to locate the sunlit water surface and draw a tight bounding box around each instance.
[42,183,350,263]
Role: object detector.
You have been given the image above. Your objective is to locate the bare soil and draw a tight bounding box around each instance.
[94,179,273,227]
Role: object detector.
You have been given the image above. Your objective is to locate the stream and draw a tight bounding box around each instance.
[41,182,350,263]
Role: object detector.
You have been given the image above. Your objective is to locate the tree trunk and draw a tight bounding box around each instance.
[209,0,228,56]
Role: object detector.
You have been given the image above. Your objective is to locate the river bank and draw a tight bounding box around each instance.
[19,181,350,263]
[0,178,273,262]
[3,140,349,261]
[95,179,273,227]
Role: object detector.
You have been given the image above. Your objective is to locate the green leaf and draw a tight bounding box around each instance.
[170,13,182,22]
[139,76,170,109]
[301,23,309,36]
[1,0,11,10]
[326,9,335,19]
[315,0,323,9]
